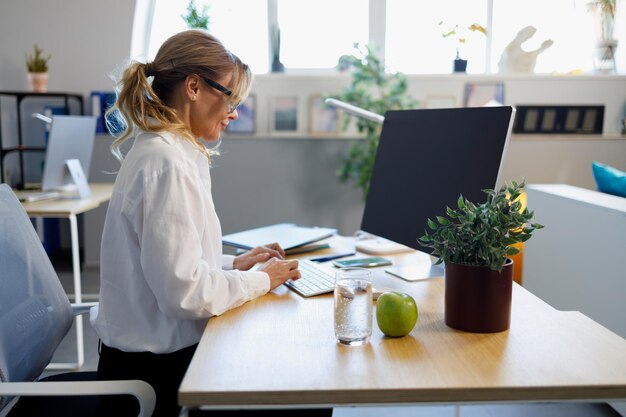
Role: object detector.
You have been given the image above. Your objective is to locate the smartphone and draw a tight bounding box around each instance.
[332,256,392,268]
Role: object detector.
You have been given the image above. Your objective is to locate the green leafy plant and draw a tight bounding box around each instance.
[334,43,416,199]
[25,44,50,73]
[181,0,210,30]
[419,180,543,271]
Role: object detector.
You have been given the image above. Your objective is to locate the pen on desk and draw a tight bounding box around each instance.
[310,252,356,263]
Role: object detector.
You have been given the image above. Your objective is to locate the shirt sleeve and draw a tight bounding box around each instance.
[133,162,270,319]
[222,254,235,270]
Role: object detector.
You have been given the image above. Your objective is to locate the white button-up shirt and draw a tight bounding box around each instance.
[90,131,270,353]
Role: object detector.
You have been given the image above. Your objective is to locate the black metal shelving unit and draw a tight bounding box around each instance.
[0,91,83,187]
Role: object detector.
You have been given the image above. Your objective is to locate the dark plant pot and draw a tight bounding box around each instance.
[271,58,285,73]
[444,259,513,333]
[453,59,467,73]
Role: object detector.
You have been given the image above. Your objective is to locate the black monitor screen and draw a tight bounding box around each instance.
[361,106,515,253]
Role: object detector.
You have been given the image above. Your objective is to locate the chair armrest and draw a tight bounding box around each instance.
[71,302,98,316]
[0,380,155,417]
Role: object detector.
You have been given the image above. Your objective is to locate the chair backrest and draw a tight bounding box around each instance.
[0,184,73,410]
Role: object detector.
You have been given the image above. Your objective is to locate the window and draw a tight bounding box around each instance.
[146,0,624,74]
[491,0,594,73]
[149,0,268,73]
[276,0,368,69]
[385,0,488,74]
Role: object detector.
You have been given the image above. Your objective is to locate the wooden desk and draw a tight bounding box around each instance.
[179,236,626,409]
[21,183,113,369]
[20,183,113,217]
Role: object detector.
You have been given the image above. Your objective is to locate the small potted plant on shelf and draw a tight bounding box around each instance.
[25,44,50,93]
[439,22,487,73]
[419,179,543,333]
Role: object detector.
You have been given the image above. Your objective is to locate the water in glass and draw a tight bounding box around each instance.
[334,268,373,346]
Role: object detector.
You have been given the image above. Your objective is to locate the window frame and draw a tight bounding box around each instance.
[142,0,623,75]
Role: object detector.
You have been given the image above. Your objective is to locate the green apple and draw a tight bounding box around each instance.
[376,291,418,337]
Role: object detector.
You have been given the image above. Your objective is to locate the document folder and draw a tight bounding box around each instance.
[222,223,337,251]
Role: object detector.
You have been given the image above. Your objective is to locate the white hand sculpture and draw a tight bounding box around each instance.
[498,26,554,74]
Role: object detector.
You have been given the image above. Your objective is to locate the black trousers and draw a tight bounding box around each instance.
[97,342,333,417]
[97,342,198,417]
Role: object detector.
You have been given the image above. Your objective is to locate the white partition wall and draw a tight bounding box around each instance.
[524,184,626,339]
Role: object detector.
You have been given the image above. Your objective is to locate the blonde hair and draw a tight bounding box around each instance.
[106,30,252,161]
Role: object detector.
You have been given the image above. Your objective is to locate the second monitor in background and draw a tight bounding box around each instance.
[360,106,515,280]
[42,115,97,192]
[15,115,97,202]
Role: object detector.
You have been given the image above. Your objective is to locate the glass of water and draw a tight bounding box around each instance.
[334,267,373,346]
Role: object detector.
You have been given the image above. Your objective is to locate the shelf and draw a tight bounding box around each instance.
[222,133,364,141]
[512,133,626,141]
[0,91,82,99]
[0,146,46,156]
[0,92,84,186]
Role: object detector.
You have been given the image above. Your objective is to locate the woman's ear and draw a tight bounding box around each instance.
[184,75,201,101]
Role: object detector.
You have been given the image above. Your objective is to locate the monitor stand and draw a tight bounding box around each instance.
[384,251,444,282]
[354,231,444,281]
[385,263,444,282]
[52,159,91,200]
[354,231,413,255]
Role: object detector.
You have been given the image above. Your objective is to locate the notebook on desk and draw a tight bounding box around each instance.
[222,223,337,251]
[13,189,60,202]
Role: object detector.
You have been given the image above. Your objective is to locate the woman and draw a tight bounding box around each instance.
[90,30,303,417]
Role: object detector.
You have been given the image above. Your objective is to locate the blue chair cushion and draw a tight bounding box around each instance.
[592,161,626,198]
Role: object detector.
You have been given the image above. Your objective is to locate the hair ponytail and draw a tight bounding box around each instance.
[106,61,197,161]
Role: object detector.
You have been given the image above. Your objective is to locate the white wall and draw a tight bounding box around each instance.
[0,0,136,94]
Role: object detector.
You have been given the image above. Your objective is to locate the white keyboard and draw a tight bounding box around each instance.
[284,260,335,297]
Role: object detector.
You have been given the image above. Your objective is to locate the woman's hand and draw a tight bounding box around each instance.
[258,258,301,290]
[261,242,286,258]
[233,243,285,271]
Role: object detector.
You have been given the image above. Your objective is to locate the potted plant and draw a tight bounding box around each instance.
[333,43,416,199]
[439,22,487,73]
[25,44,50,93]
[419,180,543,333]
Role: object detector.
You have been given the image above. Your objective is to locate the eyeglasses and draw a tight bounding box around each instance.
[200,76,240,113]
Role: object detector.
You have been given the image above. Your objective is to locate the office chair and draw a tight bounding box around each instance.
[0,184,155,417]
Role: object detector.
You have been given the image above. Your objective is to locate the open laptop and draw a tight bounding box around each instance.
[360,106,516,281]
[14,115,97,202]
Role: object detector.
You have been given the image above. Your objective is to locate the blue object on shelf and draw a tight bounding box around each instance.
[90,91,116,134]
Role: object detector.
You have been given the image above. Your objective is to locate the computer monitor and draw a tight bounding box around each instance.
[360,106,515,280]
[41,115,97,191]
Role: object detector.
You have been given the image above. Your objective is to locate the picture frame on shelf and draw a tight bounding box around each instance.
[463,83,505,107]
[270,96,299,134]
[309,95,340,135]
[424,95,457,109]
[226,94,255,134]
